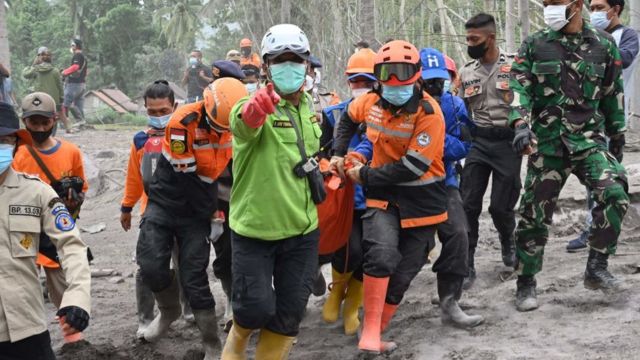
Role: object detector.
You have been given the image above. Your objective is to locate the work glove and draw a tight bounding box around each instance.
[609,133,625,163]
[512,122,535,155]
[241,83,280,128]
[208,211,225,243]
[57,306,90,334]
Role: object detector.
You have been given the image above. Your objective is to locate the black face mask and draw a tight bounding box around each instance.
[423,79,445,98]
[241,48,251,57]
[28,128,53,144]
[467,41,488,60]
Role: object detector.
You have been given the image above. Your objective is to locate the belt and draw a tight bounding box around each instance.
[474,126,514,140]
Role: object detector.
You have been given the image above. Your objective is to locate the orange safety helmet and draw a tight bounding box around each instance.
[203,78,248,130]
[240,38,252,47]
[374,40,421,86]
[444,55,458,75]
[346,48,376,75]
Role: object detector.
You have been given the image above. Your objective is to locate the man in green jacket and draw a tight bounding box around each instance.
[221,24,321,360]
[23,47,72,133]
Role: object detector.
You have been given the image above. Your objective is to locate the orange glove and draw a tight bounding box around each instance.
[241,83,281,128]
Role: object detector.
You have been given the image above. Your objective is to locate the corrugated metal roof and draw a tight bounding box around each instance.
[85,88,138,113]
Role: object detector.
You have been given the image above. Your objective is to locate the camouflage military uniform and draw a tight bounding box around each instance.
[509,24,629,277]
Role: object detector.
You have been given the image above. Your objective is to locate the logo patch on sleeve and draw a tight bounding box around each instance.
[55,213,75,232]
[417,133,431,147]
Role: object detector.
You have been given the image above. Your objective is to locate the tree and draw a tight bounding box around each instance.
[505,0,516,53]
[630,0,640,131]
[154,0,200,53]
[0,1,10,70]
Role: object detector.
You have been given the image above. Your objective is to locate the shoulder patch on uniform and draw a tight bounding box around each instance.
[55,212,75,232]
[133,131,149,150]
[170,128,187,155]
[421,100,434,115]
[417,132,431,147]
[180,112,199,126]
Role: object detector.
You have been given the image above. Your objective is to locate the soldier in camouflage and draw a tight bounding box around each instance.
[509,0,628,312]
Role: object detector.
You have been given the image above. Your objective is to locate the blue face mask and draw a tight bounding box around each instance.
[148,114,172,129]
[245,82,258,94]
[381,84,415,106]
[590,10,612,30]
[0,143,14,174]
[269,61,307,95]
[189,57,198,66]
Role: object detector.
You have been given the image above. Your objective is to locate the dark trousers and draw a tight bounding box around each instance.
[434,187,470,277]
[321,210,365,281]
[137,203,214,310]
[460,136,522,250]
[0,331,56,360]
[212,199,232,285]
[231,229,319,336]
[362,206,436,305]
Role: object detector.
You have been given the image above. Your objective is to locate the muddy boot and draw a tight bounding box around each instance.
[584,249,623,293]
[221,321,252,360]
[438,274,484,328]
[322,269,350,324]
[135,270,155,339]
[500,235,516,268]
[221,277,233,333]
[358,275,397,354]
[342,276,363,335]
[462,248,476,290]
[515,275,538,312]
[193,309,222,360]
[143,273,181,342]
[312,268,326,296]
[255,328,295,360]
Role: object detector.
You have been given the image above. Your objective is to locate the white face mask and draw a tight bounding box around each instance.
[544,1,577,31]
[304,75,315,91]
[351,87,371,98]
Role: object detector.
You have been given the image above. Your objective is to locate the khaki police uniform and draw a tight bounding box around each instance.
[457,50,522,275]
[0,168,90,343]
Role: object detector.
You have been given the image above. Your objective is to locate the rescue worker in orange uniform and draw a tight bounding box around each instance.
[332,40,448,354]
[136,78,247,359]
[119,80,195,338]
[12,92,90,342]
[239,38,261,68]
[318,47,377,336]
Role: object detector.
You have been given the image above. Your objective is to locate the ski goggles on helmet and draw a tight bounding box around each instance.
[374,62,420,82]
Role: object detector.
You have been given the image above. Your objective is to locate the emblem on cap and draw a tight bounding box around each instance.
[32,97,42,106]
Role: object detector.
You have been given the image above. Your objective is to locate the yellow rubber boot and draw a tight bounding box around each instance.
[342,277,363,335]
[221,321,253,360]
[322,270,351,323]
[254,328,295,360]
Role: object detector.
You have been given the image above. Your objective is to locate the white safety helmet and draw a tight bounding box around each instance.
[261,24,310,61]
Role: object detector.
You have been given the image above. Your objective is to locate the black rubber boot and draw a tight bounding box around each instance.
[135,269,155,339]
[462,248,476,290]
[438,274,484,328]
[515,275,538,312]
[312,269,326,296]
[584,249,623,293]
[500,235,517,268]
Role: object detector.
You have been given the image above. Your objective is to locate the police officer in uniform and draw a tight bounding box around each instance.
[458,13,520,288]
[0,103,90,359]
